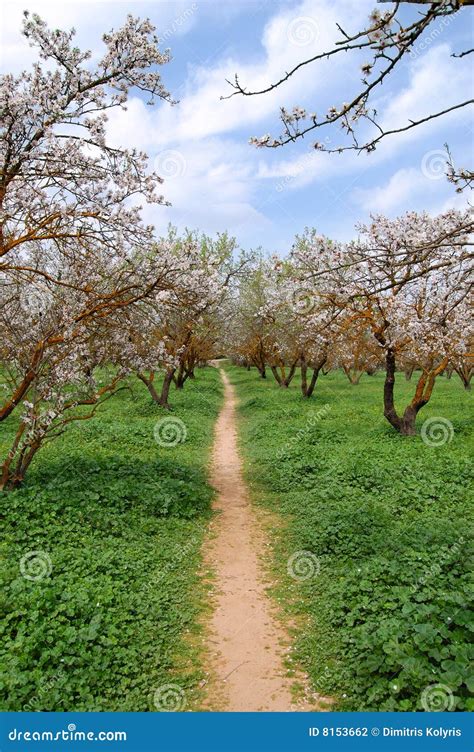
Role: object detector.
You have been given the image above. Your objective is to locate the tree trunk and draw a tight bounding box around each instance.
[1,430,41,491]
[270,365,283,386]
[300,358,308,396]
[282,360,298,387]
[159,369,176,409]
[383,350,447,435]
[383,349,403,432]
[404,366,415,381]
[454,366,472,390]
[305,368,321,398]
[1,423,27,490]
[400,406,417,436]
[137,372,160,403]
[0,342,44,422]
[343,365,362,385]
[174,364,188,390]
[301,356,326,397]
[252,357,266,378]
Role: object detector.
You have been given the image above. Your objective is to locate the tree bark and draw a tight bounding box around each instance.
[137,372,160,403]
[174,364,189,390]
[283,360,298,387]
[301,356,326,397]
[383,351,447,435]
[159,368,176,408]
[454,366,472,390]
[270,365,283,386]
[0,342,44,422]
[300,358,308,396]
[383,348,403,432]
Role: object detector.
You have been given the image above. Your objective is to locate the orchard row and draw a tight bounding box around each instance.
[1,14,472,490]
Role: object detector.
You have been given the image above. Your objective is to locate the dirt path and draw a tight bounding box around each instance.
[202,366,319,711]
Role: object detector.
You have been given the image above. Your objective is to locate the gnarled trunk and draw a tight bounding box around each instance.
[383,350,447,435]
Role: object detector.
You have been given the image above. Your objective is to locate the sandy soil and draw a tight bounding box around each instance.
[201,366,322,711]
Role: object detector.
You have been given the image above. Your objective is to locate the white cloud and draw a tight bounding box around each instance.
[353,168,431,214]
[107,0,374,148]
[353,166,470,216]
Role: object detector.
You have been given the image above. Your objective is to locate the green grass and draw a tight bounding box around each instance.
[227,365,473,712]
[0,367,222,711]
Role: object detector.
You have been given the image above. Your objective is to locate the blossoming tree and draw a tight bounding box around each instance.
[295,210,473,434]
[0,12,172,422]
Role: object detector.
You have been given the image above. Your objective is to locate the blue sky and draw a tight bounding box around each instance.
[1,0,472,254]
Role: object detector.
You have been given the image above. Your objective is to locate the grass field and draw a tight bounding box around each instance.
[227,365,473,712]
[1,364,472,713]
[0,367,222,711]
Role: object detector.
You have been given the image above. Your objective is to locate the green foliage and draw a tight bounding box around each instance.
[0,368,222,711]
[228,366,474,711]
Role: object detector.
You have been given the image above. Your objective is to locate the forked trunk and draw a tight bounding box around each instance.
[454,366,472,390]
[383,350,447,435]
[301,356,326,398]
[270,365,283,386]
[272,360,298,388]
[1,425,41,491]
[343,365,362,385]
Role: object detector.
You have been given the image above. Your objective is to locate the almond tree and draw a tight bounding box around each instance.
[0,235,198,489]
[0,12,172,423]
[224,257,274,379]
[338,210,472,434]
[128,230,237,409]
[280,235,353,396]
[284,210,472,431]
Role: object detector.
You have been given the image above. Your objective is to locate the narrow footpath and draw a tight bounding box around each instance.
[202,366,321,711]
